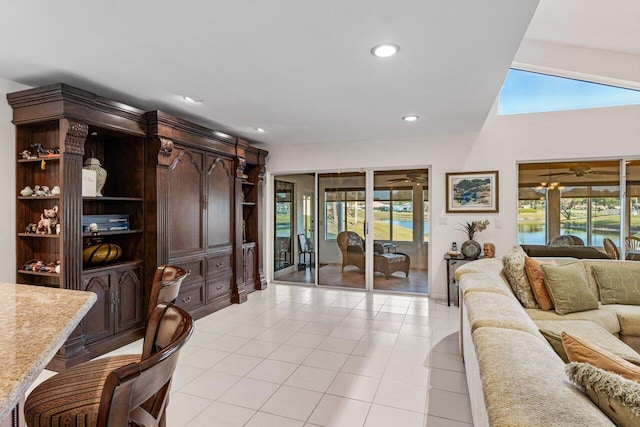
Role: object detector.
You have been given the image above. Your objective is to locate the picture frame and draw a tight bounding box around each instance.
[446,170,499,213]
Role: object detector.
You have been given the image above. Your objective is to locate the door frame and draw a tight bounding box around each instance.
[267,166,431,295]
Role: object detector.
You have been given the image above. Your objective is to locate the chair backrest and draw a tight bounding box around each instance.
[146,265,189,323]
[549,234,585,246]
[336,231,364,252]
[625,236,640,251]
[97,303,194,426]
[603,238,619,260]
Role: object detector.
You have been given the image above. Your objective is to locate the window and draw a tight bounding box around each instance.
[499,69,640,115]
[324,189,365,240]
[560,186,620,246]
[518,186,547,244]
[373,188,413,242]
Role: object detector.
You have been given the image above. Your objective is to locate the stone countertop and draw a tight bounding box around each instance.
[0,283,96,423]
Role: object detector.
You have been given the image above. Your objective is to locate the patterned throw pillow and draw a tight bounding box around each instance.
[566,362,640,427]
[501,246,538,308]
[592,264,640,305]
[524,257,555,310]
[541,261,598,315]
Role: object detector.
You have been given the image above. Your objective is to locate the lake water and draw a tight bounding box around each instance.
[518,223,620,246]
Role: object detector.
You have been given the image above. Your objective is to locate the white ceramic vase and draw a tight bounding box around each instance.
[84,157,107,196]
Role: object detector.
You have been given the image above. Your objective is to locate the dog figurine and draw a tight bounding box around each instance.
[37,205,59,234]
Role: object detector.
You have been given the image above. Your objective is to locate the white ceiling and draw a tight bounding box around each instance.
[0,1,636,146]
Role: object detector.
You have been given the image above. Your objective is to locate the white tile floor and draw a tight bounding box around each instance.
[31,284,474,426]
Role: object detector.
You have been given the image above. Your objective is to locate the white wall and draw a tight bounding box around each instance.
[0,78,30,282]
[263,102,640,299]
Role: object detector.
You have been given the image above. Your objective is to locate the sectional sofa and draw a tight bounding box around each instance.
[457,256,640,426]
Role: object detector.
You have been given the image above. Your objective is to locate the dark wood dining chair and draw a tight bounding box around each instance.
[25,303,194,426]
[146,265,189,323]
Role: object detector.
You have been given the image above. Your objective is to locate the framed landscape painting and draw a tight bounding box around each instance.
[446,171,499,213]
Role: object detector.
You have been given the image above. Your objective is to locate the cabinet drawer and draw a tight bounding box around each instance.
[207,253,232,277]
[207,271,233,300]
[175,282,205,312]
[176,259,205,285]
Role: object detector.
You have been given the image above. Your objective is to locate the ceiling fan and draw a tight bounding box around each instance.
[538,163,619,178]
[387,171,428,184]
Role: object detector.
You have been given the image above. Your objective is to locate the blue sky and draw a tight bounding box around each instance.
[498,69,640,115]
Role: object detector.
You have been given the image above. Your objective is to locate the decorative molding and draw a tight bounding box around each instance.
[236,157,246,178]
[63,120,88,155]
[159,138,174,156]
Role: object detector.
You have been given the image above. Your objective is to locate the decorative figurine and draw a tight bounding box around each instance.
[36,205,59,234]
[483,243,496,258]
[20,186,34,196]
[51,185,61,196]
[20,149,34,159]
[25,223,38,233]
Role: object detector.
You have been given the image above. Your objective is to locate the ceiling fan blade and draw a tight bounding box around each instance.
[585,171,620,176]
[387,178,409,183]
[538,172,573,177]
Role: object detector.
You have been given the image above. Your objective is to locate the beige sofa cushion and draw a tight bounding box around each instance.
[542,261,599,315]
[536,320,640,365]
[455,258,503,280]
[465,292,544,339]
[601,305,640,336]
[525,305,621,335]
[566,362,640,427]
[472,327,615,427]
[459,272,515,299]
[592,264,640,305]
[502,245,538,308]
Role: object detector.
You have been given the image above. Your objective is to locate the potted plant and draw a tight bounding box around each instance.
[458,220,489,259]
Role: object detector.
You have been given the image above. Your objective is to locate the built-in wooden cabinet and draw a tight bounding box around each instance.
[9,84,148,370]
[146,112,267,320]
[9,85,268,367]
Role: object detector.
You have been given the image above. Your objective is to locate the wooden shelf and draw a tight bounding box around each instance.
[82,229,143,237]
[18,155,60,163]
[83,196,143,202]
[83,259,144,274]
[18,269,59,277]
[18,195,60,200]
[242,180,256,186]
[18,233,60,238]
[242,202,256,207]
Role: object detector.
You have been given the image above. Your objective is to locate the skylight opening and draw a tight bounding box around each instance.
[498,69,640,116]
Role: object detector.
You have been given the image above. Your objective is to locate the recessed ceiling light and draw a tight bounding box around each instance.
[255,127,266,133]
[402,115,419,122]
[371,44,399,58]
[183,95,204,103]
[214,131,232,139]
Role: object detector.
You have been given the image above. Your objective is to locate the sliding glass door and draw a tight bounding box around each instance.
[271,168,430,294]
[272,174,315,284]
[318,172,366,289]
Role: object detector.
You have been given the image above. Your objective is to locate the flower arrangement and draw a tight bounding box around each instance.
[458,220,490,241]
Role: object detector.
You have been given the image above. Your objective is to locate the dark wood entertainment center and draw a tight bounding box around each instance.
[8,83,267,370]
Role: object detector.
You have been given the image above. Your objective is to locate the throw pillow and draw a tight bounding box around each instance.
[524,257,555,310]
[539,323,640,365]
[562,332,640,382]
[501,245,538,308]
[592,264,640,305]
[541,261,598,315]
[566,362,640,427]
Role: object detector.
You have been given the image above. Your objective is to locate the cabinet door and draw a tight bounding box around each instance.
[168,147,205,258]
[114,267,143,333]
[206,155,234,250]
[243,244,256,288]
[83,273,114,344]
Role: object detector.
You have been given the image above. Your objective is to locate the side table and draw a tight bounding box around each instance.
[444,254,483,306]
